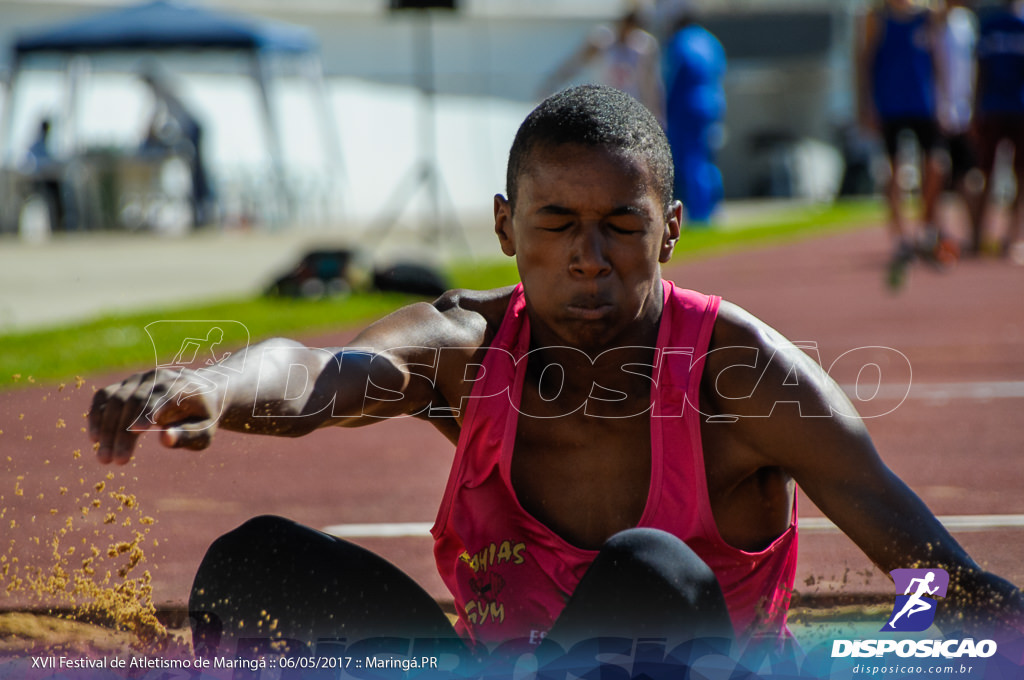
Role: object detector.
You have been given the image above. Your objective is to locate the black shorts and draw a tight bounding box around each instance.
[880,117,945,159]
[945,132,978,183]
[975,113,1024,175]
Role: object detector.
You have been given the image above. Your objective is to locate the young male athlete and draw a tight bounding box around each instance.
[88,86,1021,658]
[857,0,959,288]
[974,0,1024,258]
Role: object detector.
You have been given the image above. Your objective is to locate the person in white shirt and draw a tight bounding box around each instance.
[538,10,665,125]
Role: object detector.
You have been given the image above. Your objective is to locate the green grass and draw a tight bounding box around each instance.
[0,200,884,390]
[673,198,884,260]
[1,293,416,390]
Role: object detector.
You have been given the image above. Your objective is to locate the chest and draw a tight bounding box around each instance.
[501,374,794,553]
[509,377,653,550]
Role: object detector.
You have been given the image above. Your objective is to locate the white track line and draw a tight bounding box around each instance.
[324,522,434,538]
[838,380,1024,401]
[324,515,1024,539]
[801,515,1024,533]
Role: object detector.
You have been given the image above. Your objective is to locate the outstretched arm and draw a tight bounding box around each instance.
[705,302,1023,635]
[88,292,492,464]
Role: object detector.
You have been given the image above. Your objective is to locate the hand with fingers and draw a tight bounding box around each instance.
[88,367,225,464]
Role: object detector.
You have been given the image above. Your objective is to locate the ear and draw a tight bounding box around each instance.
[494,194,516,257]
[659,200,682,263]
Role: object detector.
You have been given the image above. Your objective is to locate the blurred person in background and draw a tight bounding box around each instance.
[660,0,726,226]
[936,0,985,255]
[20,116,70,232]
[538,7,665,125]
[25,116,54,166]
[140,66,215,228]
[858,0,959,290]
[973,0,1024,260]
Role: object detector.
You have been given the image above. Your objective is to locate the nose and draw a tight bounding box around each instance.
[569,226,611,278]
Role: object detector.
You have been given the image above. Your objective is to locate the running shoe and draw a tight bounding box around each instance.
[934,236,961,266]
[887,243,914,291]
[916,229,959,270]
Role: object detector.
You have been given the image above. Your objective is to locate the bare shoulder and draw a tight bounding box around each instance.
[424,285,516,351]
[707,299,787,356]
[352,285,516,354]
[703,301,784,414]
[704,300,844,421]
[433,286,517,338]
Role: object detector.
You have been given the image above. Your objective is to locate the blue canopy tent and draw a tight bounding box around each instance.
[0,0,343,231]
[10,0,314,55]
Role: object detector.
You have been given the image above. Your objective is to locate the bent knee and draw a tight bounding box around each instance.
[601,528,716,583]
[234,514,293,535]
[206,515,297,556]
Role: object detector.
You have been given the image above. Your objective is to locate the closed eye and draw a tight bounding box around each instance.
[606,217,646,235]
[609,225,642,235]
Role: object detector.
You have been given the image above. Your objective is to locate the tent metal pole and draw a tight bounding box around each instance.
[252,52,292,228]
[305,54,345,178]
[0,59,20,234]
[414,10,440,242]
[304,52,348,224]
[62,55,88,157]
[0,57,21,166]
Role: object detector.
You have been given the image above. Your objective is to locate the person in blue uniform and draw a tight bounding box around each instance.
[858,0,958,289]
[661,4,726,226]
[973,0,1024,258]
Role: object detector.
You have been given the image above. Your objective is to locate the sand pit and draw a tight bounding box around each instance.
[0,610,190,658]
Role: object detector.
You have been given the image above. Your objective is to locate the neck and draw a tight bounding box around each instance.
[527,301,664,386]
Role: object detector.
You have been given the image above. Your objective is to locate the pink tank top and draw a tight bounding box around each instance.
[431,281,798,647]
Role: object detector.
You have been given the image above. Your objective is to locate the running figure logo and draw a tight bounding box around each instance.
[134,320,250,431]
[882,568,949,632]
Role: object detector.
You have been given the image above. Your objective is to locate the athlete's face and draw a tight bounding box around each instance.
[494,143,680,352]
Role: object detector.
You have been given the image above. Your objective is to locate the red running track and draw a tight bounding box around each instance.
[1,224,1022,612]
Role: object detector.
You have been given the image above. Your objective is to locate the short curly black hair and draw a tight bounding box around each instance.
[505,85,674,213]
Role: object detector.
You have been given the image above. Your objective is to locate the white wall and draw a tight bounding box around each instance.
[0,0,868,232]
